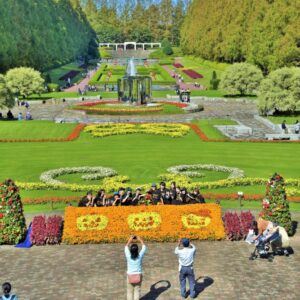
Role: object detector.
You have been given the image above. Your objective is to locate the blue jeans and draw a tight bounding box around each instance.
[179,266,196,298]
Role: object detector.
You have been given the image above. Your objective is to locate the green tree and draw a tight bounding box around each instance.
[220,63,263,95]
[210,71,220,90]
[129,27,153,43]
[0,179,27,245]
[0,74,14,108]
[180,0,300,72]
[5,67,44,99]
[259,173,293,235]
[258,67,300,115]
[162,39,173,55]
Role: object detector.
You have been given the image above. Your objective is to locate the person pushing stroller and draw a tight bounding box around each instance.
[247,221,290,261]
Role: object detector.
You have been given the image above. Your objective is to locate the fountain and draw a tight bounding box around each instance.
[117,57,152,105]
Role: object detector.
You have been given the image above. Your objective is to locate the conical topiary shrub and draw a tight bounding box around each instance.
[0,179,26,244]
[259,173,293,235]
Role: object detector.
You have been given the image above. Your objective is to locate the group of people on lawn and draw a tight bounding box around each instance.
[78,181,205,207]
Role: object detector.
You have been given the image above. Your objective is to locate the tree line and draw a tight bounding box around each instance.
[0,0,98,73]
[181,0,300,73]
[83,0,190,46]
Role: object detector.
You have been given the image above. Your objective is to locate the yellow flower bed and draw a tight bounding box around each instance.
[16,177,300,195]
[84,123,190,138]
[62,204,225,244]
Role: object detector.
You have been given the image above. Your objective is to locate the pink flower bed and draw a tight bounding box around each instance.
[183,69,203,79]
[173,63,184,68]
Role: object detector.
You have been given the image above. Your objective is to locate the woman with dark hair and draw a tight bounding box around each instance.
[125,236,147,300]
[1,282,19,300]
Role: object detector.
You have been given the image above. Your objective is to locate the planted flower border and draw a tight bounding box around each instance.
[188,123,300,144]
[40,166,118,185]
[84,123,191,138]
[62,204,225,244]
[0,124,85,143]
[167,164,245,179]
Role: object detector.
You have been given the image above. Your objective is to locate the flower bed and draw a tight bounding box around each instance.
[167,164,245,179]
[31,215,63,245]
[183,69,203,79]
[173,63,184,68]
[40,166,118,185]
[84,123,191,138]
[0,124,85,143]
[59,70,80,81]
[223,211,254,241]
[62,204,225,244]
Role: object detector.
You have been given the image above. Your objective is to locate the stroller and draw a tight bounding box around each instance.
[249,230,281,262]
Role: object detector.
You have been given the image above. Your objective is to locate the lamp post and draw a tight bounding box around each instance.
[237,191,244,210]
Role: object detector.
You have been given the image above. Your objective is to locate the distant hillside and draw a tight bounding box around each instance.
[181,0,300,72]
[0,0,98,73]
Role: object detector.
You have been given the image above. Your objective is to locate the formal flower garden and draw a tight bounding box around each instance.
[72,100,187,115]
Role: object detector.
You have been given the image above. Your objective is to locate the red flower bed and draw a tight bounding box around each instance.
[59,70,80,81]
[66,124,86,141]
[183,69,203,79]
[22,196,80,205]
[45,216,63,245]
[159,101,188,108]
[30,216,47,245]
[77,100,118,107]
[223,211,254,240]
[0,124,85,143]
[173,63,184,68]
[31,215,63,245]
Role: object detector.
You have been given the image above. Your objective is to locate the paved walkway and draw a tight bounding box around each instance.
[2,97,280,139]
[0,211,297,299]
[1,236,299,299]
[65,69,97,92]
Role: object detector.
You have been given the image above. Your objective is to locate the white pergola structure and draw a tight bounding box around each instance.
[99,42,161,51]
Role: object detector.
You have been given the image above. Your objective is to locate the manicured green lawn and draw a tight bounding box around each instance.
[46,62,85,86]
[1,129,299,184]
[0,121,76,139]
[267,116,300,124]
[193,119,237,139]
[177,57,227,89]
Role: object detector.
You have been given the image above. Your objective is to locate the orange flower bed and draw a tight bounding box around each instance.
[62,204,225,244]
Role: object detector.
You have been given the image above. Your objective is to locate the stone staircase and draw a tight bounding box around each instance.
[233,113,280,139]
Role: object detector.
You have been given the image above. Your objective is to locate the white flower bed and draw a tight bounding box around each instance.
[167,164,245,179]
[40,166,118,185]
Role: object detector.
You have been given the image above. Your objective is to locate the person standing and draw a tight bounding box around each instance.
[125,236,147,300]
[175,238,197,299]
[295,120,300,134]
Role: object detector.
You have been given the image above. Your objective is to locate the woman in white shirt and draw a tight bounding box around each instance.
[125,236,147,300]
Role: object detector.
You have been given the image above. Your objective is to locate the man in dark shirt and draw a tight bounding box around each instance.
[121,187,132,206]
[147,183,163,205]
[131,188,145,206]
[78,191,93,207]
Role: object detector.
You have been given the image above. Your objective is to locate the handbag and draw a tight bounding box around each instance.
[128,274,142,284]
